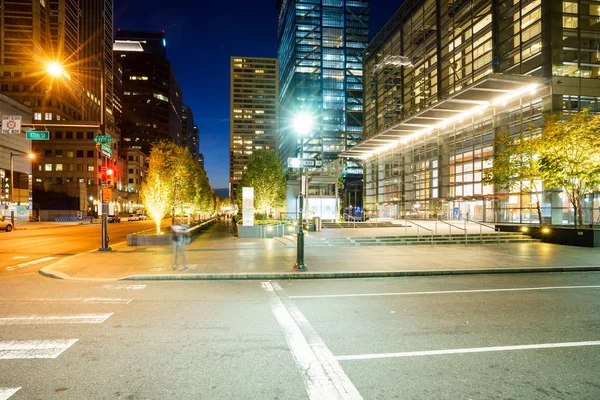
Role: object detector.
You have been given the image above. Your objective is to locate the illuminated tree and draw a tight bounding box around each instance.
[141,146,173,234]
[237,150,286,216]
[482,130,544,227]
[539,109,600,227]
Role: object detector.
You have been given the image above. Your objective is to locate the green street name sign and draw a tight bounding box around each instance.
[26,130,50,140]
[101,143,113,155]
[94,135,113,143]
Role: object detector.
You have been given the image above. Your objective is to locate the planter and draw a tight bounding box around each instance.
[496,224,600,247]
[126,218,216,246]
[238,223,296,238]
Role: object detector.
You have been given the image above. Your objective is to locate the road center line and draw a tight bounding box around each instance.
[0,313,113,325]
[290,285,600,299]
[336,340,600,361]
[0,387,21,400]
[0,339,78,359]
[262,282,362,400]
[0,297,132,304]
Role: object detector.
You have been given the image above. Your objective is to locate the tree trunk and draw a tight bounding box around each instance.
[577,201,584,227]
[536,200,543,228]
[572,200,578,228]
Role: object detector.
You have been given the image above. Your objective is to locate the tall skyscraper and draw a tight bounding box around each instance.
[0,0,124,216]
[114,30,183,156]
[276,0,369,168]
[229,57,278,201]
[182,104,200,162]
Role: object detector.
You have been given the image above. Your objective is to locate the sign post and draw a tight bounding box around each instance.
[242,187,255,227]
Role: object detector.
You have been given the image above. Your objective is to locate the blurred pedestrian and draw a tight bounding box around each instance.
[171,224,189,271]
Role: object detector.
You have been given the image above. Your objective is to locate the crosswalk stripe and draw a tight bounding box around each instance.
[0,387,21,400]
[0,313,113,325]
[5,257,57,271]
[0,339,78,359]
[0,298,132,304]
[102,284,146,290]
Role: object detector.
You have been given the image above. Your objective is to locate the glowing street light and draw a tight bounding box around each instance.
[293,112,313,136]
[46,62,63,77]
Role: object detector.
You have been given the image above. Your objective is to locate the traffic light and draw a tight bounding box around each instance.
[106,169,114,186]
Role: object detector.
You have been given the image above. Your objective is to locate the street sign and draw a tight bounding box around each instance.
[287,157,316,168]
[2,115,21,134]
[102,188,112,201]
[94,135,113,143]
[100,143,113,157]
[25,130,50,140]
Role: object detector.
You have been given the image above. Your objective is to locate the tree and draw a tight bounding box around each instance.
[236,150,286,216]
[482,130,544,227]
[539,109,600,228]
[140,146,173,234]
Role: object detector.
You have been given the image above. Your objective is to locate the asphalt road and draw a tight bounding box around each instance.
[0,220,160,278]
[1,272,599,399]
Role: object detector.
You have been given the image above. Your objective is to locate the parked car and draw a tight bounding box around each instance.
[108,215,121,223]
[0,216,13,232]
[136,214,147,221]
[128,214,139,221]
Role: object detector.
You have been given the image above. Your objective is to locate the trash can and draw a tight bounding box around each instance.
[313,217,321,232]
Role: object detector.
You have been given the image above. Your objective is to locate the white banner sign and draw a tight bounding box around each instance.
[2,115,22,134]
[242,187,255,226]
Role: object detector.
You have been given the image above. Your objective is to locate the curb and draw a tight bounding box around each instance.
[39,265,600,281]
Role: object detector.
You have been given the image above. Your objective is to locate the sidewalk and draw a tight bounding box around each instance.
[40,221,600,281]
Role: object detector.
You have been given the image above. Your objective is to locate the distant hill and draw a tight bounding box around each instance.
[214,188,229,199]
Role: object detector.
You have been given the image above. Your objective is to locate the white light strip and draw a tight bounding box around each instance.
[362,83,539,160]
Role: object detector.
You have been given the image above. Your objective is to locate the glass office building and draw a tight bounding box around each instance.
[276,0,369,168]
[342,0,600,226]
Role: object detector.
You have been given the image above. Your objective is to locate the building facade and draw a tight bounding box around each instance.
[0,0,125,218]
[0,94,33,219]
[182,104,200,162]
[276,0,369,168]
[342,0,600,226]
[114,30,184,157]
[229,57,279,201]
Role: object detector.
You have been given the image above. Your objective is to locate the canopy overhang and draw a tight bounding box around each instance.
[341,74,546,159]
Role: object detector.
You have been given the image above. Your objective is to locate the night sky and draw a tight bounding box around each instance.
[115,0,403,189]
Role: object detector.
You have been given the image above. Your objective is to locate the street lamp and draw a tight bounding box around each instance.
[46,62,63,77]
[292,112,313,271]
[46,59,110,250]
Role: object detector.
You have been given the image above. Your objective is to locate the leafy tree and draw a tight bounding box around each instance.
[140,146,173,234]
[482,130,544,227]
[539,109,600,227]
[236,150,286,216]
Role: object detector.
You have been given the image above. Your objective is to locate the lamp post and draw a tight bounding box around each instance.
[47,60,110,250]
[292,112,313,271]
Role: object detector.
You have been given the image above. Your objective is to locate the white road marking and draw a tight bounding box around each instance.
[0,297,133,305]
[290,285,600,299]
[0,339,78,359]
[9,256,28,260]
[6,256,57,271]
[0,313,113,325]
[336,340,600,361]
[0,387,20,400]
[102,284,146,290]
[262,282,362,400]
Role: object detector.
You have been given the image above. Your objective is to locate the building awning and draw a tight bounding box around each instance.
[341,74,545,159]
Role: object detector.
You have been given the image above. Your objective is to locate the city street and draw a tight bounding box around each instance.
[0,221,158,278]
[1,271,599,399]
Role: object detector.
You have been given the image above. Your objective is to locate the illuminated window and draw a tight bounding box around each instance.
[34,112,42,120]
[55,164,63,171]
[255,70,264,73]
[152,93,168,102]
[44,164,52,171]
[44,112,52,120]
[130,76,149,80]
